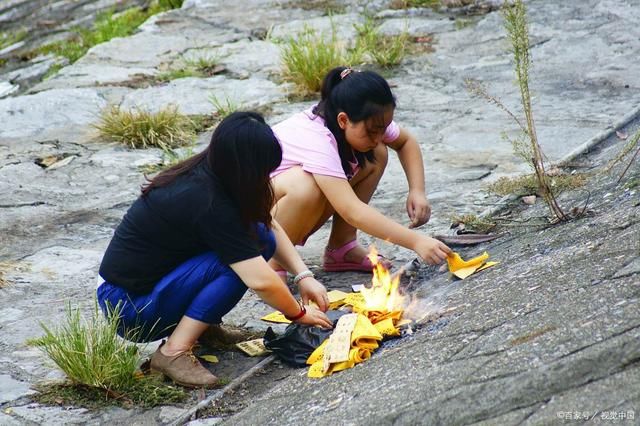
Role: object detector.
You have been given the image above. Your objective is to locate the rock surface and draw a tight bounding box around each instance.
[0,0,639,424]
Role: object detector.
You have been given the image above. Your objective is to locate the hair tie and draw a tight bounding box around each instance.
[340,67,354,80]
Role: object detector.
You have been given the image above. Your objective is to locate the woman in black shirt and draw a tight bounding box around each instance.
[98,112,332,388]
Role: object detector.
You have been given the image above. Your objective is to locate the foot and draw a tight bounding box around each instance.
[323,239,392,272]
[150,342,219,388]
[198,324,260,349]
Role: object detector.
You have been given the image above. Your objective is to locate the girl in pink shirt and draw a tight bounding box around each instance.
[270,66,450,285]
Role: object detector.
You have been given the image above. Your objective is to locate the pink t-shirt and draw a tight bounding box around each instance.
[271,108,400,180]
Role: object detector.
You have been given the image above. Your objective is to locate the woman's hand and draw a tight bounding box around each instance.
[414,236,451,265]
[298,277,329,312]
[295,304,333,329]
[406,190,431,229]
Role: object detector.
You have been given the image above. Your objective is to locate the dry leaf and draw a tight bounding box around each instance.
[522,195,537,205]
[616,130,628,140]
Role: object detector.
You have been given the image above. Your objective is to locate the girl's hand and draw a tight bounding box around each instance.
[298,277,329,312]
[414,236,451,265]
[406,190,431,229]
[295,304,333,329]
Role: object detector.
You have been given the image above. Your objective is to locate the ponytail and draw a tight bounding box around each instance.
[313,66,396,177]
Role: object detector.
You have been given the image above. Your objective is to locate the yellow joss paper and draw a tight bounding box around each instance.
[374,318,400,338]
[447,251,497,280]
[307,339,328,365]
[327,290,348,304]
[343,292,367,311]
[260,311,291,323]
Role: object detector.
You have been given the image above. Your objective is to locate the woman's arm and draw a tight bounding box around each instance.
[387,127,431,228]
[230,257,332,328]
[313,174,450,264]
[270,220,329,311]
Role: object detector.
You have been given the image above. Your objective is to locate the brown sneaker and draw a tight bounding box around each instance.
[199,323,260,349]
[150,342,219,388]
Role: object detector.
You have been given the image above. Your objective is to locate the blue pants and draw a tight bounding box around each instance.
[97,223,276,342]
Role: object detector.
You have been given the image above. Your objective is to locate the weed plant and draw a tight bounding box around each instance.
[38,0,183,65]
[487,173,587,197]
[466,0,567,222]
[280,25,359,95]
[607,129,640,183]
[156,54,222,83]
[0,29,27,50]
[451,214,496,233]
[354,17,409,68]
[28,302,187,407]
[95,105,196,151]
[209,94,245,119]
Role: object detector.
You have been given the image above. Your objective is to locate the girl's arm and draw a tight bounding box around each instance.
[313,175,451,264]
[387,127,432,228]
[270,220,329,311]
[230,256,332,328]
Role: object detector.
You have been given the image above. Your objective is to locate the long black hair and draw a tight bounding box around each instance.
[142,111,282,230]
[313,66,396,176]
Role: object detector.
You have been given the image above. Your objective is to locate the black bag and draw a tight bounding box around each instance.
[263,310,347,367]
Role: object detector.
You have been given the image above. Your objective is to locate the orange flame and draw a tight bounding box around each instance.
[361,246,404,313]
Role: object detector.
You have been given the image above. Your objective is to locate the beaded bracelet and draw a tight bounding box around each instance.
[293,270,314,285]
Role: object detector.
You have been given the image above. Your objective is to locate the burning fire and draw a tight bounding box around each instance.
[362,246,405,315]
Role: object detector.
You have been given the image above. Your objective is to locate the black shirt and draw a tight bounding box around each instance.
[99,162,261,294]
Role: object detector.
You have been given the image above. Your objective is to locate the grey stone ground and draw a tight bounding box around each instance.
[0,0,639,424]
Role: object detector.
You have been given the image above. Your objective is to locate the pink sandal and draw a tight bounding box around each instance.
[323,240,392,272]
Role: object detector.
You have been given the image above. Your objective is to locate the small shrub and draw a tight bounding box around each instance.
[280,25,359,95]
[94,105,196,151]
[466,0,568,222]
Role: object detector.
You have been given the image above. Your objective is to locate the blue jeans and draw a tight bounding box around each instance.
[97,223,276,342]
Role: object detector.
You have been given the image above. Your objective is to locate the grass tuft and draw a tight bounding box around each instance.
[487,173,587,197]
[94,105,196,151]
[156,54,223,83]
[354,17,410,68]
[606,128,640,183]
[280,25,359,96]
[392,0,440,9]
[36,0,184,71]
[0,29,27,50]
[209,94,245,119]
[28,301,187,408]
[450,214,496,233]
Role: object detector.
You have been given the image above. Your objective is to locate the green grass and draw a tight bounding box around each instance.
[354,17,410,68]
[280,25,360,96]
[395,0,440,9]
[37,0,183,67]
[94,105,197,151]
[0,29,27,50]
[28,301,187,408]
[450,214,497,233]
[209,94,245,119]
[156,54,223,83]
